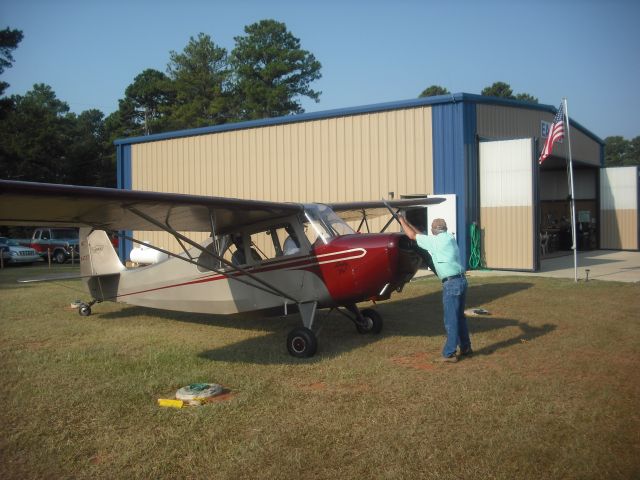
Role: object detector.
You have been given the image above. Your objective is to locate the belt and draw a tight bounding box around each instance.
[441,273,465,283]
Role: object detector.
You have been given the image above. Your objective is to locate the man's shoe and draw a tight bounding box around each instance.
[460,348,474,358]
[433,355,458,364]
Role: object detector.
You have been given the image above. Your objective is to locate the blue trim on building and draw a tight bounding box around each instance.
[463,102,479,231]
[432,101,477,268]
[116,144,133,261]
[115,92,603,148]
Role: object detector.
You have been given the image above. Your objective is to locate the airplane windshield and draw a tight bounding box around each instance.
[303,204,355,245]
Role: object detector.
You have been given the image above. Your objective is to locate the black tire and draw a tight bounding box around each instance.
[286,327,317,358]
[54,250,67,264]
[356,308,383,334]
[79,304,91,317]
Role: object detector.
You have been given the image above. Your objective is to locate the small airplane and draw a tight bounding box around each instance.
[0,179,442,357]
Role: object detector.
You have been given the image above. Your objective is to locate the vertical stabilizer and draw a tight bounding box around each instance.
[80,228,125,276]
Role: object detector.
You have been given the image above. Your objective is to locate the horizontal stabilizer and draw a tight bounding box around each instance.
[17,273,89,284]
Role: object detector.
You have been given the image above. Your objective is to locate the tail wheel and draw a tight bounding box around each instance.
[356,308,383,334]
[79,304,92,317]
[287,327,318,358]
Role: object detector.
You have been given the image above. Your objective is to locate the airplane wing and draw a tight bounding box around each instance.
[327,197,445,223]
[0,180,303,233]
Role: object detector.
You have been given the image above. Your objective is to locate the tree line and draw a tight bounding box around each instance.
[0,23,638,190]
[0,21,321,187]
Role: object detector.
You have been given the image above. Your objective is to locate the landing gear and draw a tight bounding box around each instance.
[284,302,383,358]
[287,327,318,358]
[77,299,98,317]
[345,304,384,335]
[286,301,319,358]
[356,308,383,334]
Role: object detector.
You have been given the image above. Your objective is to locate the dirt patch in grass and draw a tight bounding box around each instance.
[391,352,437,371]
[202,388,237,403]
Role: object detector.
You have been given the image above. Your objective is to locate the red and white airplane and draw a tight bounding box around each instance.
[0,179,442,357]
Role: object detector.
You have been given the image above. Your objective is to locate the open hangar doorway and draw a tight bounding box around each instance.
[478,138,599,271]
[538,155,599,258]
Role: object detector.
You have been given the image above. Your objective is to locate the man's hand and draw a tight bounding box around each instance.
[398,215,418,240]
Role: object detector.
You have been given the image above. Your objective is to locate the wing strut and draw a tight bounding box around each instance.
[126,207,300,304]
[355,209,371,233]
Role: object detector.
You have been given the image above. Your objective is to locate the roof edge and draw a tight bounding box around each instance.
[115,92,603,146]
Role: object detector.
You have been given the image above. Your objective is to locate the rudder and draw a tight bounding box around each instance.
[80,228,125,276]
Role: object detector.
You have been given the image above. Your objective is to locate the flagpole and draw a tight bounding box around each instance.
[563,98,578,282]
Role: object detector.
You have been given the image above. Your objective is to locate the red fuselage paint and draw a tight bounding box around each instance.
[310,233,420,306]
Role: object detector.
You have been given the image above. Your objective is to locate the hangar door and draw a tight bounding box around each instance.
[479,138,537,270]
[600,166,639,250]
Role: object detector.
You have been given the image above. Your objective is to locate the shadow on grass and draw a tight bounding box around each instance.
[86,279,552,363]
[192,281,551,364]
[94,281,550,364]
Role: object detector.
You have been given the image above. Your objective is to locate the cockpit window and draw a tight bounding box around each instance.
[302,204,354,245]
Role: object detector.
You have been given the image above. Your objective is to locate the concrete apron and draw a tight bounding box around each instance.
[414,250,640,283]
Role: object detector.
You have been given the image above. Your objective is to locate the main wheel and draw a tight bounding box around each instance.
[356,308,383,334]
[286,327,318,358]
[79,304,92,317]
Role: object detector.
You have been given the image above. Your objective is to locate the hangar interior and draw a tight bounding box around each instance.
[116,93,635,272]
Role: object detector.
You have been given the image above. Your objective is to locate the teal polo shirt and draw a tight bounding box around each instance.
[415,232,464,278]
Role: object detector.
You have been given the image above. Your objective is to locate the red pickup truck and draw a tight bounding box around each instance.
[26,227,80,264]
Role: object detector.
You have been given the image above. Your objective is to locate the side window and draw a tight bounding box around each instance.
[248,230,276,262]
[197,240,224,273]
[197,235,250,272]
[248,223,304,263]
[228,233,261,267]
[301,223,319,246]
[40,230,50,240]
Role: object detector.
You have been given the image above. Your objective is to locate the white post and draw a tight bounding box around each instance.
[563,98,578,282]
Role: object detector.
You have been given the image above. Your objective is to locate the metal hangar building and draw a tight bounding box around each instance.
[115,93,639,271]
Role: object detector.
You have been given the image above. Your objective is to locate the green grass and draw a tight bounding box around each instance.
[1,265,639,479]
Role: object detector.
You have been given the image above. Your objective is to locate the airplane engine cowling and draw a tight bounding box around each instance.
[312,233,421,306]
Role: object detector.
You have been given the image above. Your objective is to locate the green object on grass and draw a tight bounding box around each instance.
[468,222,485,270]
[188,383,210,392]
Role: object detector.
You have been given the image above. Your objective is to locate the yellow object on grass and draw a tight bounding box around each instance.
[157,399,184,409]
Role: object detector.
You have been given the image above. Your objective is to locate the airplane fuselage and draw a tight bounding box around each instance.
[85,232,420,316]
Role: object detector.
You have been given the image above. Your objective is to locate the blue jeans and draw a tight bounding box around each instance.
[441,276,471,357]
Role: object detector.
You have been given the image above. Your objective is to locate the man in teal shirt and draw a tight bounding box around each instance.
[398,215,472,363]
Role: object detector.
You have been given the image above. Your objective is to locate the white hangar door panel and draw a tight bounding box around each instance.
[600,166,639,250]
[479,138,536,270]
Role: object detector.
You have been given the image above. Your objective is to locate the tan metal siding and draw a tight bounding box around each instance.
[479,139,535,270]
[480,206,534,269]
[477,104,600,166]
[600,167,639,250]
[130,107,434,253]
[600,210,637,250]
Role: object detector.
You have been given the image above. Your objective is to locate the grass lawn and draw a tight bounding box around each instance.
[1,265,639,479]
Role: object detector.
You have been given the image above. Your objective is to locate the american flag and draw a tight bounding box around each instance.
[539,103,565,165]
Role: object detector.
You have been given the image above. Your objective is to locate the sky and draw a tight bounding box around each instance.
[2,0,639,140]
